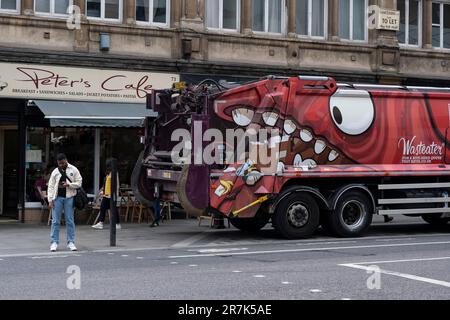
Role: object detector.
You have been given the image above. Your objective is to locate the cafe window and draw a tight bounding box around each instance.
[100,128,142,190]
[136,0,170,26]
[0,0,19,13]
[339,0,367,41]
[205,0,240,31]
[296,0,327,38]
[86,0,122,21]
[397,0,421,46]
[35,0,73,16]
[26,128,96,203]
[432,1,450,49]
[252,0,287,34]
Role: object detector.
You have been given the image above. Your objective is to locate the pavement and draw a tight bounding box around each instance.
[0,215,449,300]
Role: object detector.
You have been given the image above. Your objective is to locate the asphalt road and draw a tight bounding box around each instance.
[0,217,449,300]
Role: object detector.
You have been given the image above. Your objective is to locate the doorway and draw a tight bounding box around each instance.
[0,126,19,219]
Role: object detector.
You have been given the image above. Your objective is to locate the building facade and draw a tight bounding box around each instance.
[0,0,449,221]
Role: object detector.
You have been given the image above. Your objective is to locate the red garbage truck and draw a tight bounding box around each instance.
[132,75,450,239]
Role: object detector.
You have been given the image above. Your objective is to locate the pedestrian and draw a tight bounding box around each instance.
[92,158,121,230]
[47,153,82,252]
[150,182,162,228]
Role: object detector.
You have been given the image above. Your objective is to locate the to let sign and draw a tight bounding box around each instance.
[377,9,400,31]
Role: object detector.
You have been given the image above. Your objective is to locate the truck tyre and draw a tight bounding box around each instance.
[325,191,373,237]
[229,208,270,232]
[421,214,450,226]
[273,192,320,239]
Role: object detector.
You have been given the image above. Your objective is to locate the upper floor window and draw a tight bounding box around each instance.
[296,0,327,38]
[136,0,170,26]
[432,1,450,49]
[206,0,240,31]
[397,0,421,46]
[252,0,286,34]
[0,0,19,13]
[339,0,367,41]
[35,0,73,16]
[86,0,122,21]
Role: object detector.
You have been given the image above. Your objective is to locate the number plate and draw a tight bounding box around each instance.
[163,171,172,179]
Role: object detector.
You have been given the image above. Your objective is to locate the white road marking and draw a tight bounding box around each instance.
[282,282,291,285]
[121,255,129,257]
[343,256,450,265]
[297,241,356,246]
[107,253,114,255]
[136,257,144,260]
[342,298,352,301]
[253,275,266,278]
[169,241,450,259]
[340,263,450,288]
[171,232,212,249]
[189,264,198,267]
[31,254,81,259]
[375,238,415,242]
[189,248,249,253]
[232,270,242,273]
[310,289,322,293]
[170,262,179,265]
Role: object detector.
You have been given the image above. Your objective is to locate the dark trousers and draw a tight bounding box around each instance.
[98,197,120,223]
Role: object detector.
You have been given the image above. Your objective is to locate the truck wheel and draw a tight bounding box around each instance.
[326,191,373,237]
[229,205,270,232]
[421,214,450,226]
[229,216,270,232]
[273,192,320,239]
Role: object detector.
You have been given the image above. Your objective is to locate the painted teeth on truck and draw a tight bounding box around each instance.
[314,140,326,155]
[328,150,339,162]
[232,108,254,126]
[284,120,296,134]
[293,154,303,167]
[300,129,313,142]
[262,112,279,126]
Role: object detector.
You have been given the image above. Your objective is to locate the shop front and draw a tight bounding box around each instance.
[0,63,179,222]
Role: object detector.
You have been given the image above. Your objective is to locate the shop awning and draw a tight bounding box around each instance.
[31,100,158,127]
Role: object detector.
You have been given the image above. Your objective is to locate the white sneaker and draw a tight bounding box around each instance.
[116,224,122,230]
[92,222,104,230]
[50,242,58,252]
[67,242,77,251]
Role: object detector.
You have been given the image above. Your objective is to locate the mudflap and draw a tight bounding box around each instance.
[177,165,210,217]
[131,151,154,207]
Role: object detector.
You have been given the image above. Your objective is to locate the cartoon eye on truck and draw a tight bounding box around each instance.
[131,75,450,239]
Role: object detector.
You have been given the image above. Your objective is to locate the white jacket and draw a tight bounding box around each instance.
[47,163,82,202]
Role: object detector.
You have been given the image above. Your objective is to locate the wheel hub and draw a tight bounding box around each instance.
[341,200,365,229]
[287,202,309,228]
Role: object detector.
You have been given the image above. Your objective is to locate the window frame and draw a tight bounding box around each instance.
[0,0,20,14]
[339,0,368,43]
[432,1,450,50]
[252,0,287,36]
[136,0,171,27]
[296,0,328,40]
[86,0,123,23]
[205,0,241,33]
[34,0,74,18]
[398,0,422,47]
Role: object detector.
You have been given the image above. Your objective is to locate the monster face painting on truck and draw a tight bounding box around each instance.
[135,75,450,240]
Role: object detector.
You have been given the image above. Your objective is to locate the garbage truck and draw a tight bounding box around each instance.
[131,75,450,239]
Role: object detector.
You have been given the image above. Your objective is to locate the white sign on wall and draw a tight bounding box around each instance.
[0,63,179,103]
[376,9,400,31]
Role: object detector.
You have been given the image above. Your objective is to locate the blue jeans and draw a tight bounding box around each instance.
[50,197,75,244]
